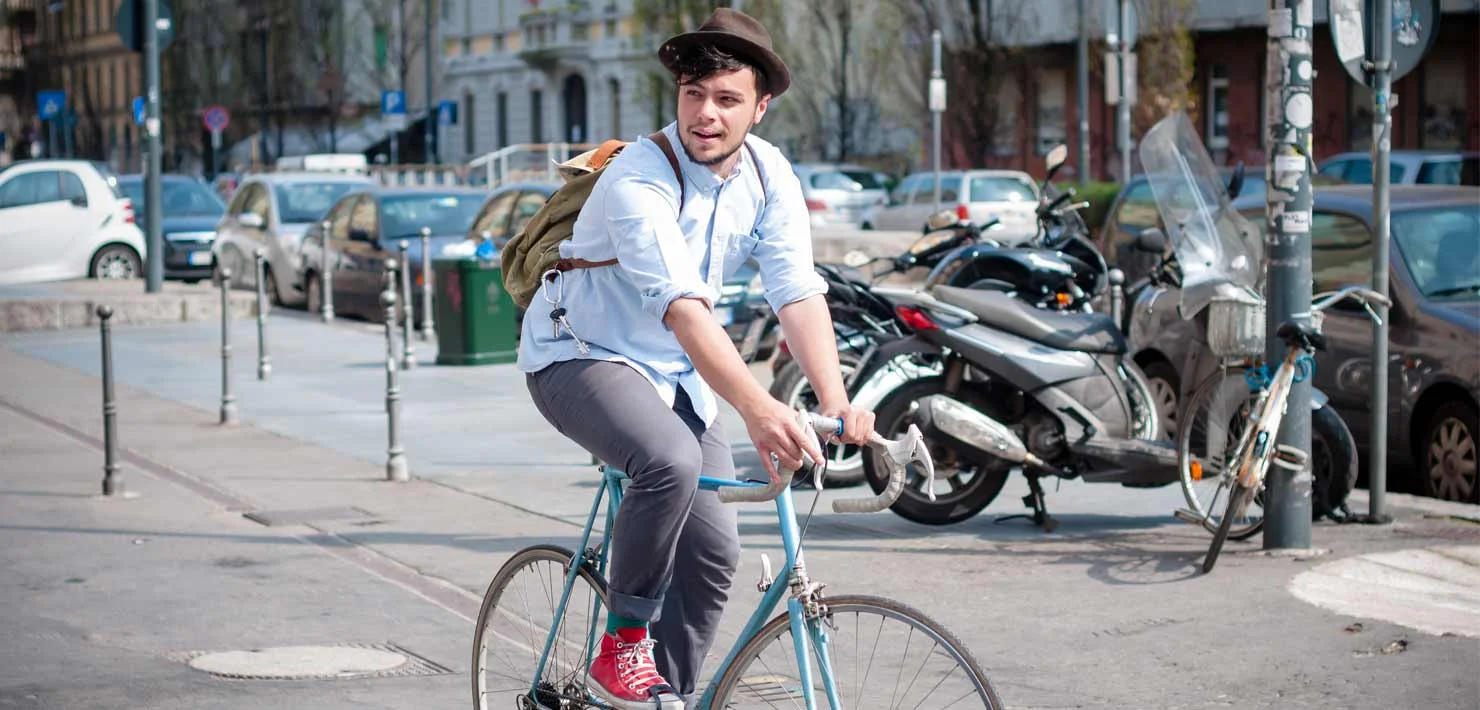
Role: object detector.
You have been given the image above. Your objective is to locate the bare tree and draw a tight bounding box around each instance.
[888,0,1032,169]
[1128,0,1197,134]
[296,0,350,151]
[766,0,905,163]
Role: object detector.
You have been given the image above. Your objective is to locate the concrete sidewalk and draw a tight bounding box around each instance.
[0,279,257,333]
[2,313,1477,709]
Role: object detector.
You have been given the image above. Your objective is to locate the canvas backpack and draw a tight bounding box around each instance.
[498,131,764,310]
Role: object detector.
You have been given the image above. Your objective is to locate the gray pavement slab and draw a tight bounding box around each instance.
[0,279,258,333]
[2,312,1478,709]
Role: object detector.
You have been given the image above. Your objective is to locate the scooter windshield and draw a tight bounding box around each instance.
[1138,111,1263,316]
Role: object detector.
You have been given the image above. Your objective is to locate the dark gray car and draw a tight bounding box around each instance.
[1128,185,1480,503]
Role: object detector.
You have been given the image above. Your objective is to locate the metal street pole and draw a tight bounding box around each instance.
[1077,0,1090,183]
[254,249,272,380]
[397,240,416,369]
[382,272,409,482]
[930,29,943,213]
[257,21,271,165]
[419,227,435,343]
[219,267,238,425]
[424,0,436,164]
[1263,0,1315,549]
[98,305,122,496]
[1117,0,1132,183]
[143,0,163,293]
[1367,0,1394,522]
[320,219,336,322]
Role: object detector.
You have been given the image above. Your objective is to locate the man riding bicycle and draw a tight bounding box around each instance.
[517,8,876,709]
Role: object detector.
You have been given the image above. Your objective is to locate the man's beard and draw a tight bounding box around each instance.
[680,122,753,167]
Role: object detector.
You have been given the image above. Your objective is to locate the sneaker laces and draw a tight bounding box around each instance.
[614,637,667,692]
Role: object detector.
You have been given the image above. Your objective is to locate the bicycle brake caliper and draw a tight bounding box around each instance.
[757,553,773,592]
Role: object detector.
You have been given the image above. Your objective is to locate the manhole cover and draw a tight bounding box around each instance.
[176,643,453,680]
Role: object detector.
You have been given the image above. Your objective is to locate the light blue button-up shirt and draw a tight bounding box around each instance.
[517,121,828,427]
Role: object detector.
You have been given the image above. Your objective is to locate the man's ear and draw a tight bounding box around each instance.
[753,94,771,126]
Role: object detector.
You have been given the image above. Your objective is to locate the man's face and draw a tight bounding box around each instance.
[676,67,769,171]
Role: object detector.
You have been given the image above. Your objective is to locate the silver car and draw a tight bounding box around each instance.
[862,169,1040,242]
[792,164,890,228]
[211,172,373,306]
[1317,150,1479,186]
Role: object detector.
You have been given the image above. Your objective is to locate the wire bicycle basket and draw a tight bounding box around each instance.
[1206,294,1267,359]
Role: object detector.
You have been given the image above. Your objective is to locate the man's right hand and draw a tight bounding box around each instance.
[742,397,826,484]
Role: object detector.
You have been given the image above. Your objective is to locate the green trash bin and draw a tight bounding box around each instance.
[433,256,521,366]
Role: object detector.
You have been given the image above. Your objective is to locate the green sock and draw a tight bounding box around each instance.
[605,612,648,634]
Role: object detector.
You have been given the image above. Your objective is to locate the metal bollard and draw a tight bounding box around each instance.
[397,240,417,370]
[320,218,335,323]
[419,227,435,343]
[381,283,409,482]
[219,267,238,425]
[97,305,123,496]
[254,249,272,380]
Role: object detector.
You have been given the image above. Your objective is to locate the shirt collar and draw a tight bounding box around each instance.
[662,121,750,195]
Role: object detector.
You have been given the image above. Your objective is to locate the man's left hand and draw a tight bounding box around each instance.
[821,403,876,447]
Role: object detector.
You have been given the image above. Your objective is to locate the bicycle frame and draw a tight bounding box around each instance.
[528,466,842,710]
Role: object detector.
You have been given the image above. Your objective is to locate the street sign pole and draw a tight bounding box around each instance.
[144,0,164,293]
[1077,0,1090,183]
[929,30,943,214]
[1264,0,1316,549]
[1367,0,1394,522]
[1117,0,1132,182]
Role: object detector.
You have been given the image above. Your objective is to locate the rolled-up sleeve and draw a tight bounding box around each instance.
[751,152,828,312]
[603,172,716,324]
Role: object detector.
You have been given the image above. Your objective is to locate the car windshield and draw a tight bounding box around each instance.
[808,170,886,192]
[380,193,484,238]
[274,182,364,223]
[1392,203,1480,298]
[969,176,1035,203]
[119,179,226,216]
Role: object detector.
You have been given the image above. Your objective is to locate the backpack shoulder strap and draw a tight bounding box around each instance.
[649,131,686,209]
[744,141,766,195]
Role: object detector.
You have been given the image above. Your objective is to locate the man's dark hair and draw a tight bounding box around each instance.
[671,44,771,98]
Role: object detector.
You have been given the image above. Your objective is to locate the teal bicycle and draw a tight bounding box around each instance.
[472,410,1003,709]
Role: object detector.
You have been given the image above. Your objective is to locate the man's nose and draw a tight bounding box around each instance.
[694,97,719,122]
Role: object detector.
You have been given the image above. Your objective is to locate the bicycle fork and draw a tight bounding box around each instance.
[771,554,845,710]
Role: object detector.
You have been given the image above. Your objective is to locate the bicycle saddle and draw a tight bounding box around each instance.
[1276,319,1327,352]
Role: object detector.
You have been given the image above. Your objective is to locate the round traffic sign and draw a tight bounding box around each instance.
[1328,0,1441,88]
[202,105,230,133]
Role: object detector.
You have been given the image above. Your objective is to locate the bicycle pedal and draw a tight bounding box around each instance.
[1173,508,1205,525]
[757,553,774,592]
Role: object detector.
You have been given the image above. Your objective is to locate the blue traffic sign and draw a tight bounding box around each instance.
[37,90,66,121]
[438,100,457,126]
[381,90,406,115]
[132,96,146,125]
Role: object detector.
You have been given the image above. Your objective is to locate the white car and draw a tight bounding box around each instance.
[0,160,146,286]
[862,169,1040,242]
[210,172,373,306]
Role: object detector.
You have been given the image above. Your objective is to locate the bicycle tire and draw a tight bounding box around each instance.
[708,594,1004,709]
[1203,483,1253,574]
[1177,370,1265,540]
[472,545,608,710]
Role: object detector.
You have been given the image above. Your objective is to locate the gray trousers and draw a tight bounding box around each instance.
[527,359,742,698]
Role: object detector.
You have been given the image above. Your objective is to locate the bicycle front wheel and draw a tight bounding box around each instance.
[710,594,1003,709]
[1204,482,1255,574]
[472,545,608,710]
[1178,370,1265,540]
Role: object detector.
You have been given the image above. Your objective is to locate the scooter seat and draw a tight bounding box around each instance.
[932,285,1128,354]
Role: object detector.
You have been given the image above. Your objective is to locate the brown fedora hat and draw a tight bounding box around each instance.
[657,8,791,98]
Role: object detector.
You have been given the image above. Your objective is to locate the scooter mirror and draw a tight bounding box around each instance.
[925,210,960,231]
[1134,227,1169,254]
[842,250,873,268]
[1227,162,1246,200]
[1045,144,1069,175]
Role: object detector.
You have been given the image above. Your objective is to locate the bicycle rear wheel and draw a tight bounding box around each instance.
[709,594,1003,709]
[472,545,608,710]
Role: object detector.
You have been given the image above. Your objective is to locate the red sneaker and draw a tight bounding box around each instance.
[586,628,684,709]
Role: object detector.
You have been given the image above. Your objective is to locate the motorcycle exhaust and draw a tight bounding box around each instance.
[916,396,1068,476]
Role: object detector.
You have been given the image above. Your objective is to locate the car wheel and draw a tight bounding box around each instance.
[90,245,141,280]
[1420,400,1479,503]
[1140,360,1181,439]
[861,221,874,231]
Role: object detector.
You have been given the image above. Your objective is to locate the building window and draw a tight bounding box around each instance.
[496,92,508,148]
[463,90,476,154]
[495,34,505,52]
[374,24,390,72]
[609,78,621,138]
[531,89,543,143]
[605,19,618,39]
[572,23,589,41]
[991,77,1021,157]
[1034,68,1066,156]
[1207,64,1230,151]
[1421,57,1466,150]
[461,37,471,55]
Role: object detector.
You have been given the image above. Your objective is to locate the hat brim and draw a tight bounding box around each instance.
[658,31,791,99]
